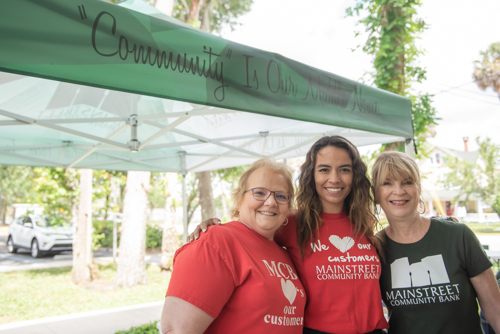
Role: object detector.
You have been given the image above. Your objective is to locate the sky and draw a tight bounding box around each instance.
[222,0,500,152]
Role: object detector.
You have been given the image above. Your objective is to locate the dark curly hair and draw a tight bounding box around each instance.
[295,136,379,256]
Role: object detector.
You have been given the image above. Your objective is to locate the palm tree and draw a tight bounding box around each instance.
[473,42,500,100]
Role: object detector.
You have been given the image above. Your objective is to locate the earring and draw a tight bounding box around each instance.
[419,199,426,215]
[374,205,381,215]
[282,217,289,226]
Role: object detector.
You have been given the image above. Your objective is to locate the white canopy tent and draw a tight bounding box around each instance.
[0,0,414,238]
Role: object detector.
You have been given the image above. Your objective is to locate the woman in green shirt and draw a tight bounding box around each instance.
[372,151,500,334]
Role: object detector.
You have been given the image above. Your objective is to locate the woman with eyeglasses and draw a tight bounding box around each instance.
[160,157,306,334]
[189,136,388,334]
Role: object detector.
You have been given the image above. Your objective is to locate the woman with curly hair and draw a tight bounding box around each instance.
[190,136,388,334]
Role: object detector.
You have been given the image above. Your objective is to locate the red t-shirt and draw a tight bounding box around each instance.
[166,221,307,333]
[275,212,388,334]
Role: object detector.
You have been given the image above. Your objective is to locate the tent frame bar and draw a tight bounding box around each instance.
[0,109,240,126]
[0,109,129,150]
[68,124,129,168]
[0,150,65,167]
[138,116,189,150]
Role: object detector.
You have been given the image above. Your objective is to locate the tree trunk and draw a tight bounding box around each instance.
[104,193,110,221]
[200,1,213,32]
[197,171,215,221]
[221,191,228,219]
[72,169,98,284]
[187,0,205,26]
[116,171,150,288]
[160,173,180,271]
[0,194,5,225]
[384,141,404,151]
[382,4,405,94]
[155,0,175,16]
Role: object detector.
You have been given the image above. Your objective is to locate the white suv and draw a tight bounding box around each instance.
[6,215,73,258]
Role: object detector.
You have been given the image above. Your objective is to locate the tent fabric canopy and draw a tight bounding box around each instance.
[0,0,413,173]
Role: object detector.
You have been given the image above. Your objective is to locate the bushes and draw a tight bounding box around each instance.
[92,220,114,249]
[115,321,159,334]
[93,220,163,251]
[145,225,163,250]
[93,220,115,249]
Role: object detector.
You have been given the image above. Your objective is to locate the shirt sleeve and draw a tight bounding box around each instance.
[166,238,236,319]
[462,224,492,278]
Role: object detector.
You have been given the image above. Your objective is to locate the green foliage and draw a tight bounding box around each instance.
[410,93,439,155]
[148,172,195,225]
[46,214,71,227]
[108,0,253,34]
[93,220,116,249]
[92,220,163,250]
[212,165,247,188]
[0,165,36,204]
[32,167,80,221]
[173,0,253,34]
[148,172,170,209]
[145,225,163,250]
[212,165,247,221]
[463,222,500,235]
[185,173,199,225]
[115,321,159,334]
[347,0,426,94]
[346,0,439,152]
[444,137,500,215]
[93,170,127,219]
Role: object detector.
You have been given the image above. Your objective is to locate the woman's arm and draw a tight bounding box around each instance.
[471,268,500,333]
[186,218,221,242]
[160,296,214,334]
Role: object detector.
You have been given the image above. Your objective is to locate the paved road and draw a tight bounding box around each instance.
[0,226,165,333]
[0,225,161,272]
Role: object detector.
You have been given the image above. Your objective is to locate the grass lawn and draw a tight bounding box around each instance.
[0,263,170,325]
[379,220,500,235]
[463,222,500,234]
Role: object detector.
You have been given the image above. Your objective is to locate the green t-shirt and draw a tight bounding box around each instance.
[380,218,492,334]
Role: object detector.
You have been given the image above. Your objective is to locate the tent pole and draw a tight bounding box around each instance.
[405,138,415,158]
[180,151,188,242]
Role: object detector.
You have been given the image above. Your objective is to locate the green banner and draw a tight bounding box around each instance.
[0,0,413,138]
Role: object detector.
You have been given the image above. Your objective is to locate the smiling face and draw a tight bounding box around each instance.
[238,168,290,240]
[372,151,423,224]
[376,176,420,222]
[314,146,353,213]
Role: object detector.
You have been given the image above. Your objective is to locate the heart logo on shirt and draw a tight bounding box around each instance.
[281,278,297,305]
[329,235,354,253]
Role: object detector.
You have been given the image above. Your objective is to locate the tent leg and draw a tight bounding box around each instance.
[182,173,188,242]
[405,138,415,158]
[180,151,188,242]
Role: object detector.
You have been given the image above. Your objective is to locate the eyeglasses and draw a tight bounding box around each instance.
[243,187,291,205]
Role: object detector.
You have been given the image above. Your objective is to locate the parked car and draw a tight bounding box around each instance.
[6,215,73,258]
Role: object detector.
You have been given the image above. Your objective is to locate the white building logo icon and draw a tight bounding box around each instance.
[391,255,450,288]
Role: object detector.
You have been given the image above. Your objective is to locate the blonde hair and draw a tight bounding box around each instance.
[230,157,294,218]
[372,151,422,263]
[372,151,422,202]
